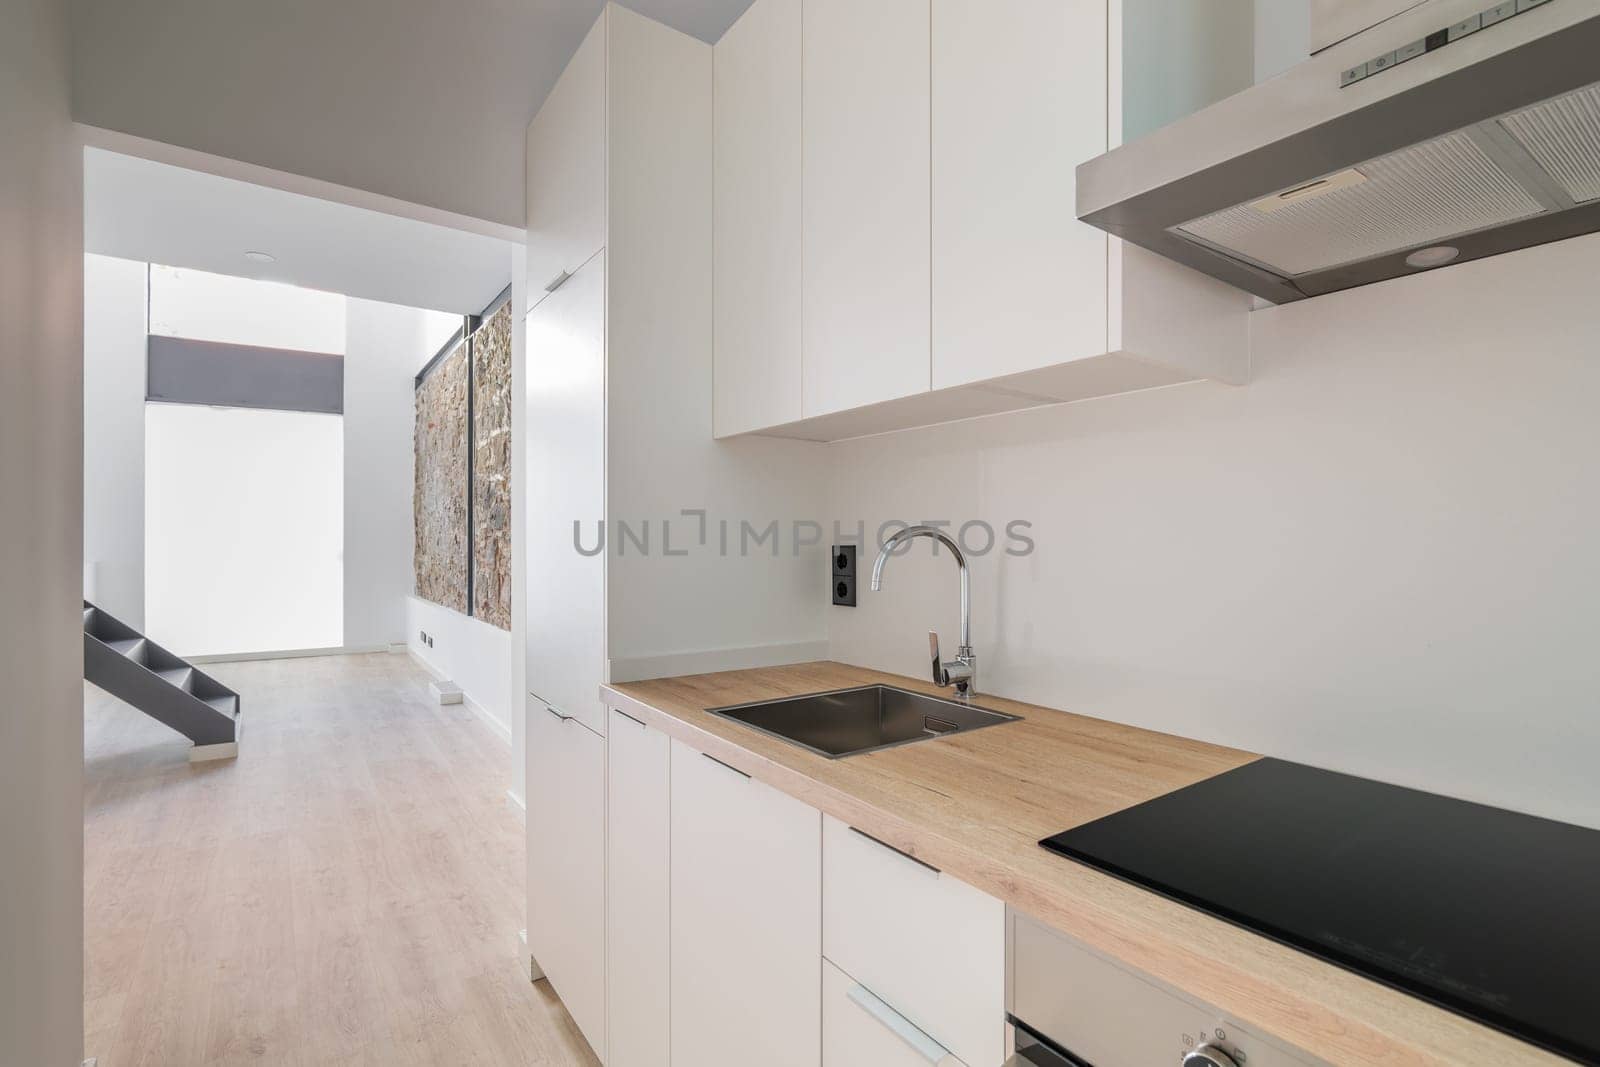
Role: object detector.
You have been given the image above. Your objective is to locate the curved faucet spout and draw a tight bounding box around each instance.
[869,525,968,648]
[869,525,976,697]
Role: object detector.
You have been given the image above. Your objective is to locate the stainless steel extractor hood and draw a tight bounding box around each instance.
[1077,0,1600,302]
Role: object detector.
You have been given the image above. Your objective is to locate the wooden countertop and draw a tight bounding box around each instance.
[603,661,1565,1067]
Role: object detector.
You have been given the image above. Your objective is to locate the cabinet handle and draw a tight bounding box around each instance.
[544,269,573,293]
[849,826,940,876]
[614,709,646,728]
[846,982,950,1064]
[701,752,750,780]
[545,704,573,722]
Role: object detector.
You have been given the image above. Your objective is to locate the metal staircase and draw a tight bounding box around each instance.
[83,601,240,760]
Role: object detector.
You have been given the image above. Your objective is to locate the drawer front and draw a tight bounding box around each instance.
[824,959,967,1067]
[823,815,1004,1067]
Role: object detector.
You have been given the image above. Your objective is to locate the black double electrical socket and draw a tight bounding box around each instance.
[831,544,856,606]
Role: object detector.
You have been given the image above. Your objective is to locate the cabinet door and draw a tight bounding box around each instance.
[823,960,966,1067]
[931,0,1108,388]
[801,0,931,418]
[525,8,607,311]
[526,703,606,1058]
[524,252,606,737]
[606,708,670,1067]
[670,740,821,1067]
[714,0,803,436]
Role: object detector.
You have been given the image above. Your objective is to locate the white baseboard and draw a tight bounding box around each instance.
[607,639,830,684]
[465,695,512,746]
[406,651,513,747]
[188,644,392,665]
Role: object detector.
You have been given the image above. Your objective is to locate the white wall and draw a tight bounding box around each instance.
[1254,0,1311,82]
[81,267,459,655]
[407,595,515,739]
[1121,0,1256,141]
[603,9,829,681]
[344,297,461,649]
[84,253,147,626]
[829,233,1600,832]
[149,263,345,352]
[145,404,345,657]
[86,147,515,315]
[0,0,83,1063]
[382,294,518,759]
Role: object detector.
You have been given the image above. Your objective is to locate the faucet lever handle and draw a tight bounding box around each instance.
[928,631,950,686]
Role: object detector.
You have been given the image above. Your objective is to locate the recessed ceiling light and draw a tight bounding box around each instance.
[1404,245,1459,269]
[243,250,276,264]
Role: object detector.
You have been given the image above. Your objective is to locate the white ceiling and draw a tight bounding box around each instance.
[85,147,514,315]
[71,0,758,229]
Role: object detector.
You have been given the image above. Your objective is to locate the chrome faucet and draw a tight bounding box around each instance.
[869,525,976,700]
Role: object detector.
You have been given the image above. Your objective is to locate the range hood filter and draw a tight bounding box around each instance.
[1174,129,1546,278]
[1500,81,1600,204]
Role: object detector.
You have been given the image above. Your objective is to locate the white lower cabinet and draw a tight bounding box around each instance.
[669,739,821,1067]
[823,959,966,1067]
[526,701,607,1059]
[823,815,1005,1067]
[606,708,670,1067]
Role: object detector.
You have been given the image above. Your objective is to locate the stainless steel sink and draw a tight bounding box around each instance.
[706,684,1019,759]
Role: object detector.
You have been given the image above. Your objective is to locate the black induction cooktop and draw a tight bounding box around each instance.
[1040,758,1600,1063]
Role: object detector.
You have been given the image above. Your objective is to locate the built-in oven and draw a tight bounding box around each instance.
[1006,1017,1090,1066]
[1006,910,1323,1067]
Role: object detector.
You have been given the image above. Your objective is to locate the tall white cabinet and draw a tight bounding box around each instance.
[524,14,606,313]
[713,0,1254,442]
[521,6,714,1061]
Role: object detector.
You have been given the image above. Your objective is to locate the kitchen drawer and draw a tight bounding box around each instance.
[823,814,1004,1067]
[824,958,967,1067]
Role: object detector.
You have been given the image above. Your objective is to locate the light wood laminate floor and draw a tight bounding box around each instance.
[84,652,599,1067]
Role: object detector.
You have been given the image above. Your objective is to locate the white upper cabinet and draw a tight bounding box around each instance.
[525,8,606,310]
[710,0,1251,442]
[801,0,932,418]
[932,0,1109,389]
[714,0,803,437]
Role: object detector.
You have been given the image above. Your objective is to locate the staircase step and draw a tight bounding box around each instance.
[106,638,144,658]
[154,667,193,692]
[82,599,237,753]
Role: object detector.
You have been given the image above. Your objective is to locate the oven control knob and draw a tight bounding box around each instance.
[1182,1044,1241,1067]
